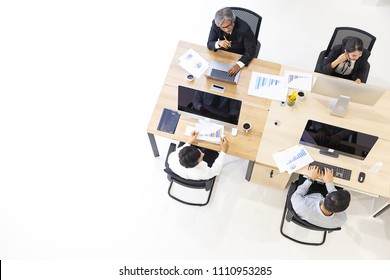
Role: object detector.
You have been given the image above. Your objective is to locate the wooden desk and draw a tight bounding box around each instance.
[147,40,281,179]
[254,76,390,199]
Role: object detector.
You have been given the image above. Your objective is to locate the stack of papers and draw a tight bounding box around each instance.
[179,49,209,78]
[272,145,313,174]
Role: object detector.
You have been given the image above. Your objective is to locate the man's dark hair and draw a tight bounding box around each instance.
[324,190,351,213]
[179,146,201,168]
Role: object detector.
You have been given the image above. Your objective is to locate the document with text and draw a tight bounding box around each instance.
[273,145,314,174]
[248,72,287,101]
[179,49,209,78]
[284,70,313,92]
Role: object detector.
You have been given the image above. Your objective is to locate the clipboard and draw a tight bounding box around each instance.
[157,108,180,134]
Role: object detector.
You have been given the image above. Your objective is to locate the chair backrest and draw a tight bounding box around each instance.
[287,177,341,232]
[164,142,216,206]
[164,167,214,190]
[230,7,262,40]
[324,26,376,57]
[164,142,215,190]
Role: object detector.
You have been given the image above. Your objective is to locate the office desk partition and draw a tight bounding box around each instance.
[147,40,281,180]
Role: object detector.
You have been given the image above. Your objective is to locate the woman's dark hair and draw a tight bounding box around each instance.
[342,36,364,53]
[324,190,351,213]
[179,146,201,168]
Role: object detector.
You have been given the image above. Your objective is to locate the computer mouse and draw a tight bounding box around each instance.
[358,172,365,183]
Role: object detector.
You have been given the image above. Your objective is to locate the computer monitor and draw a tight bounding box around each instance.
[311,75,386,106]
[299,119,378,160]
[177,85,242,127]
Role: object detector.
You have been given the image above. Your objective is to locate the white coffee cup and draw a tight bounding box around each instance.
[242,122,252,133]
[186,74,194,81]
[298,91,305,100]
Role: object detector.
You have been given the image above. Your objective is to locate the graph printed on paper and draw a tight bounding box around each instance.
[273,145,313,174]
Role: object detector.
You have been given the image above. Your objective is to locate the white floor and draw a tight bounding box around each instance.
[1,0,390,260]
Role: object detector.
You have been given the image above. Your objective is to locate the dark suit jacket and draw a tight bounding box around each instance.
[207,17,256,66]
[320,44,370,82]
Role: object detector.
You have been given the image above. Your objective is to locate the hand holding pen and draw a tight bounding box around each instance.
[218,36,231,48]
[223,36,231,48]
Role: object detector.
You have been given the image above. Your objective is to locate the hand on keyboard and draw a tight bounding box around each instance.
[322,167,334,183]
[307,165,321,181]
[308,161,351,181]
[308,165,334,182]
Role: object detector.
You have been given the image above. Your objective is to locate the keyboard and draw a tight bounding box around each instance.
[210,68,235,81]
[309,161,352,181]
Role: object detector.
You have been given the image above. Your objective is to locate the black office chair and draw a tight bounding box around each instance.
[230,7,262,58]
[164,143,216,206]
[314,27,376,83]
[280,175,341,246]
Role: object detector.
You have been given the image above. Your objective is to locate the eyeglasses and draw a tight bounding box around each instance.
[220,21,234,30]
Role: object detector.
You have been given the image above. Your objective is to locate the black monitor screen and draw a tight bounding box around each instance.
[299,119,378,160]
[178,85,242,125]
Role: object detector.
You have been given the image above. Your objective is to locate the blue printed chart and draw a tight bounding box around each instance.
[273,145,314,174]
[188,122,224,144]
[284,71,313,91]
[248,72,287,101]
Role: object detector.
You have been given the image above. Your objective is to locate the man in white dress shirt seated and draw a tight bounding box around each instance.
[167,131,229,180]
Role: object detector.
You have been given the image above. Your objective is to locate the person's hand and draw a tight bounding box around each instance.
[220,136,229,153]
[227,64,240,76]
[307,165,321,180]
[218,39,231,49]
[355,78,362,84]
[335,51,349,64]
[187,130,198,144]
[322,167,334,183]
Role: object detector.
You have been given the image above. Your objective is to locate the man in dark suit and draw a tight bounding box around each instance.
[207,7,257,76]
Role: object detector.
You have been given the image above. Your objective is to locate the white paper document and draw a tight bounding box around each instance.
[284,71,313,92]
[272,145,314,174]
[248,72,288,101]
[179,49,209,78]
[185,123,224,144]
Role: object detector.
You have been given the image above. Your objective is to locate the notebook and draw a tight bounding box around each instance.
[205,60,241,85]
[157,108,180,134]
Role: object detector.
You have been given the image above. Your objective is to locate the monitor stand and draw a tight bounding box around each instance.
[320,148,339,158]
[329,95,350,117]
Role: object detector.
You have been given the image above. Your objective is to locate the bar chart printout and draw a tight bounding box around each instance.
[272,145,314,174]
[248,72,287,101]
[195,122,224,144]
[284,71,313,91]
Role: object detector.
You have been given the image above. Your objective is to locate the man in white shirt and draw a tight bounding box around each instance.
[291,166,351,228]
[167,131,229,180]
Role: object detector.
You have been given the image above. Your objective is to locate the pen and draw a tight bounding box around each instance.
[223,36,231,47]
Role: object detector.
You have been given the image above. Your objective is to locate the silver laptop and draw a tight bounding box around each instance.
[205,60,241,85]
